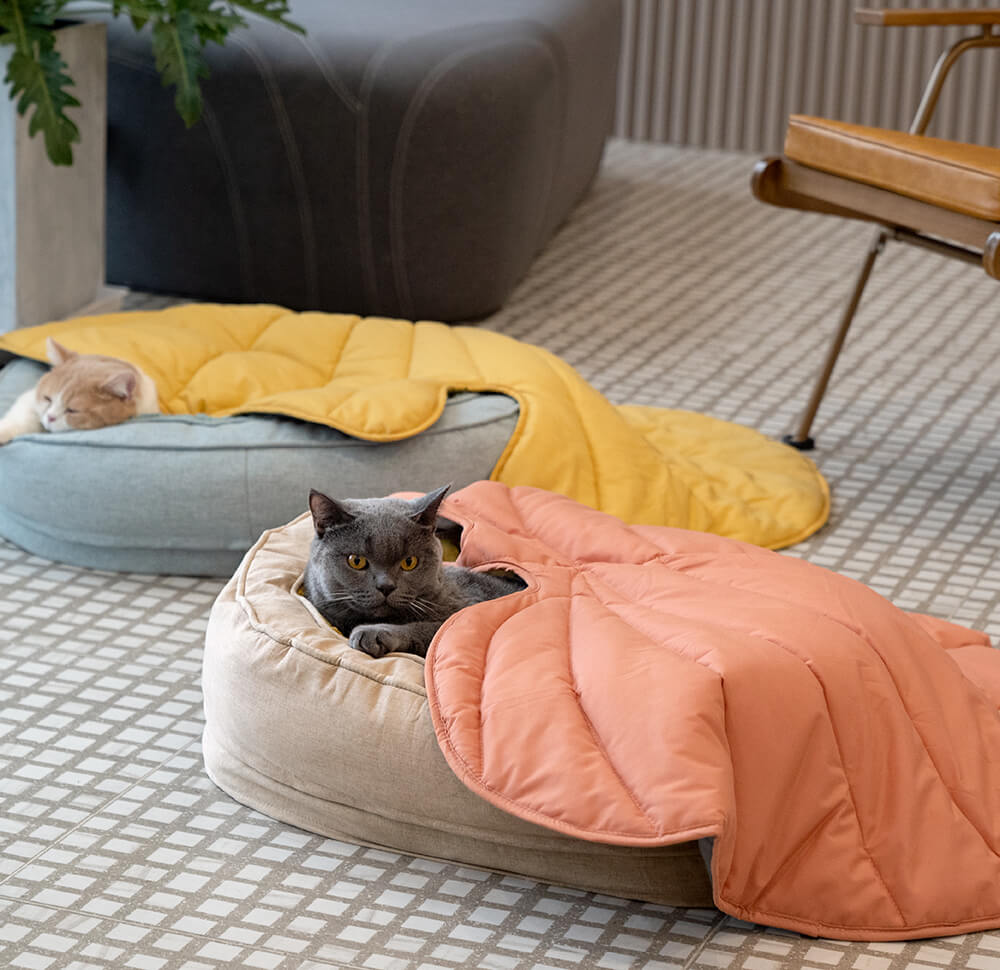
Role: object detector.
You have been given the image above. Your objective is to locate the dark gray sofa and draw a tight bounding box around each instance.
[104,0,621,321]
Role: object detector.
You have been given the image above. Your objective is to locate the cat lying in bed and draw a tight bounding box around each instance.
[0,338,160,445]
[304,484,525,658]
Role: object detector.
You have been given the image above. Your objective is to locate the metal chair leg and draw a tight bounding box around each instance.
[784,227,887,450]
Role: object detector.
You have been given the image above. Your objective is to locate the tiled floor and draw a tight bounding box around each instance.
[2,139,1000,968]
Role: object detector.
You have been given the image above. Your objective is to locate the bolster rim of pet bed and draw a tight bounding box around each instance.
[201,511,715,906]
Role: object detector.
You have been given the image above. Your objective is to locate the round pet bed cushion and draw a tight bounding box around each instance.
[201,512,714,906]
[0,357,518,576]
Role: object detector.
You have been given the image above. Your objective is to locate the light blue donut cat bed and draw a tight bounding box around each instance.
[0,357,517,575]
[0,306,829,577]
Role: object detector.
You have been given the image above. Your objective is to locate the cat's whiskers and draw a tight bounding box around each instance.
[314,592,356,612]
[401,596,438,618]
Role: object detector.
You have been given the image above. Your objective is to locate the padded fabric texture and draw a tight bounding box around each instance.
[102,0,621,321]
[785,114,1000,220]
[425,482,1000,942]
[0,357,517,575]
[0,305,830,550]
[201,508,714,906]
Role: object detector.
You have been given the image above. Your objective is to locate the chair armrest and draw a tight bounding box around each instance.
[856,7,1000,27]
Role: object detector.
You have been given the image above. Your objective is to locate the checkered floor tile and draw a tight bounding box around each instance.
[2,139,1000,968]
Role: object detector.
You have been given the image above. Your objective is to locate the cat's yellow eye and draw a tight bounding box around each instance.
[400,555,418,571]
[347,554,368,570]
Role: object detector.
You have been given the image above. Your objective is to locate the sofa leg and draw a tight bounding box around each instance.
[784,227,887,450]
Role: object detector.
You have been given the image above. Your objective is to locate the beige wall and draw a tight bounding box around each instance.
[614,0,1000,152]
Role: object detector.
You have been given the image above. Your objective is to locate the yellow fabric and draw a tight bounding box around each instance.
[0,304,829,549]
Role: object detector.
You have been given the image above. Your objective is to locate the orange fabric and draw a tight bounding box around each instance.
[785,114,1000,220]
[426,481,1000,941]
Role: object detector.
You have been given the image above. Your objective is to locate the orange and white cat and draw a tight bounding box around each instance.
[0,338,159,445]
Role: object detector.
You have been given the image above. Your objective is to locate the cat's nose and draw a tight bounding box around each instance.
[375,577,396,596]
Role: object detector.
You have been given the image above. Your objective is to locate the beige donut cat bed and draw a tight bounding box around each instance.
[202,509,713,905]
[207,482,1000,940]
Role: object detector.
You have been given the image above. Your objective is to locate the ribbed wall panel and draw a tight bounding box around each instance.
[614,0,1000,151]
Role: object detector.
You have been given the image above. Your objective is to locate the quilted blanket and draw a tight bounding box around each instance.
[0,304,827,549]
[425,482,1000,941]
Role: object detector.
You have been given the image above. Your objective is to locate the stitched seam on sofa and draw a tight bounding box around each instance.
[512,19,568,259]
[231,34,319,306]
[357,40,403,311]
[292,30,363,113]
[388,35,557,317]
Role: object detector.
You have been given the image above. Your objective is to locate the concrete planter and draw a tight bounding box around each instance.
[0,21,123,334]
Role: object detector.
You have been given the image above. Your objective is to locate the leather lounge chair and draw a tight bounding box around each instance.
[752,6,1000,449]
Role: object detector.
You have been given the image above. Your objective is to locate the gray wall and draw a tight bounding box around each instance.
[614,0,1000,153]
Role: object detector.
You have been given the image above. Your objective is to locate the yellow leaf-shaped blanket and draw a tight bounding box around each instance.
[0,304,829,548]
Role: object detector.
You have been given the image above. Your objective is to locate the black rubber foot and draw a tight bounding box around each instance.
[782,433,815,451]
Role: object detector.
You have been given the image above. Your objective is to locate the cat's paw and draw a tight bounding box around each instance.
[349,624,414,658]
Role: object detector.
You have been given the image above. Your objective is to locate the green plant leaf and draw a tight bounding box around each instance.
[150,8,208,126]
[146,1,302,128]
[110,0,155,30]
[227,0,304,34]
[0,0,81,165]
[0,0,304,164]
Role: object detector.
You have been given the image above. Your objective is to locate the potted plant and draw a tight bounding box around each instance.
[2,0,301,165]
[0,0,301,331]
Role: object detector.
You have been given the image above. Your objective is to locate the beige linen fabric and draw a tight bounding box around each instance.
[202,514,712,906]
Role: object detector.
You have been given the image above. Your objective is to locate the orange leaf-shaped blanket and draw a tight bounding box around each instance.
[426,482,1000,941]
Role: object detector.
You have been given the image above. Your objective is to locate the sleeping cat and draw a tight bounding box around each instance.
[303,483,525,658]
[0,338,160,444]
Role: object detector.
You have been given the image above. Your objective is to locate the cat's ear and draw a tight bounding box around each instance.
[309,489,354,537]
[101,370,138,401]
[410,483,452,529]
[46,338,77,366]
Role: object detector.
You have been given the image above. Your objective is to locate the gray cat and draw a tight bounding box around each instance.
[303,484,525,658]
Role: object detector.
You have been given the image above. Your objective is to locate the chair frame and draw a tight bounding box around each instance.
[751,8,1000,450]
